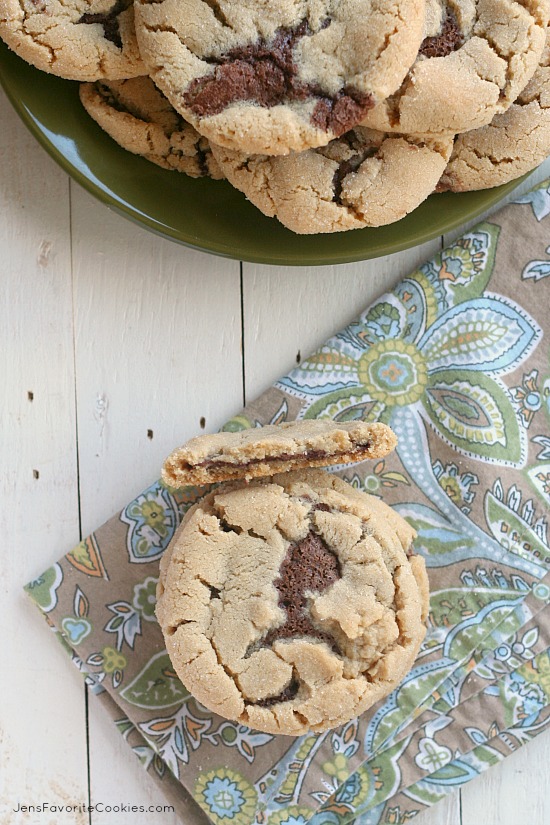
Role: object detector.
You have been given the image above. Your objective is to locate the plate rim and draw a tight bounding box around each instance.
[0,53,528,267]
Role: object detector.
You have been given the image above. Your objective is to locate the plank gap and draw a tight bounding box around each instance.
[68,179,83,544]
[240,262,246,407]
[85,686,92,825]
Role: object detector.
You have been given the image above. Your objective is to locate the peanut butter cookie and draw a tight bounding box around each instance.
[134,0,427,155]
[211,126,454,234]
[156,470,428,734]
[80,77,223,177]
[438,31,550,190]
[0,0,144,80]
[162,420,397,487]
[362,0,549,136]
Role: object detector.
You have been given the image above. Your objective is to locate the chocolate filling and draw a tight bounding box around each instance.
[419,10,463,59]
[79,0,130,49]
[248,531,341,706]
[310,93,374,134]
[218,519,234,533]
[195,139,211,177]
[262,531,341,648]
[183,19,373,134]
[184,442,372,472]
[256,679,299,707]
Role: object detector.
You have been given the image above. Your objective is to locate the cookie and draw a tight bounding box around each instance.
[79,77,223,177]
[362,0,549,136]
[211,126,453,234]
[162,420,397,487]
[134,0,427,156]
[438,32,550,191]
[156,469,428,734]
[0,0,144,80]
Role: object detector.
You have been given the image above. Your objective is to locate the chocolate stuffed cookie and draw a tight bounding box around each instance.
[156,469,429,735]
[362,0,550,136]
[134,0,427,155]
[80,77,223,177]
[0,0,144,80]
[162,420,397,487]
[211,126,454,233]
[439,29,550,190]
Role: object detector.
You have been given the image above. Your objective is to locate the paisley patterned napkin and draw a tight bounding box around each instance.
[25,178,550,825]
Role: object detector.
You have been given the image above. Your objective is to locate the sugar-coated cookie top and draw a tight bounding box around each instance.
[134,0,427,154]
[0,0,144,80]
[79,77,224,178]
[211,126,454,233]
[362,0,550,135]
[438,29,550,191]
[157,469,428,734]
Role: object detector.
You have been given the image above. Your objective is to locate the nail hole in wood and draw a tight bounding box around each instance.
[147,429,154,440]
[27,391,34,401]
[296,350,301,364]
[200,417,206,429]
[33,469,39,479]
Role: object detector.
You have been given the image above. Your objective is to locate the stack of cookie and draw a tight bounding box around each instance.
[2,0,549,233]
[156,421,429,735]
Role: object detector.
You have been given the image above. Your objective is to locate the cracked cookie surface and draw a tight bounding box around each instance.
[210,126,453,234]
[134,0,427,155]
[80,77,223,176]
[0,0,144,80]
[156,469,428,734]
[162,420,398,487]
[362,0,550,136]
[438,30,550,190]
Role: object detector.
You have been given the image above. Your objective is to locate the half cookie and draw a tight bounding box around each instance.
[134,0,427,155]
[0,0,144,80]
[211,126,453,233]
[162,420,397,487]
[80,77,223,177]
[362,0,549,136]
[438,32,550,191]
[156,470,428,734]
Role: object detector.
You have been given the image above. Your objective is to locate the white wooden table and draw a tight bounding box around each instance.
[1,84,549,825]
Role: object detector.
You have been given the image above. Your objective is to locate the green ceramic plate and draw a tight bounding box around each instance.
[0,42,526,266]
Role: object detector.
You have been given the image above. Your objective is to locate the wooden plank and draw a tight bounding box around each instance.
[241,241,442,403]
[0,88,88,822]
[68,185,242,822]
[410,793,462,825]
[86,691,182,825]
[70,187,243,535]
[460,729,550,825]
